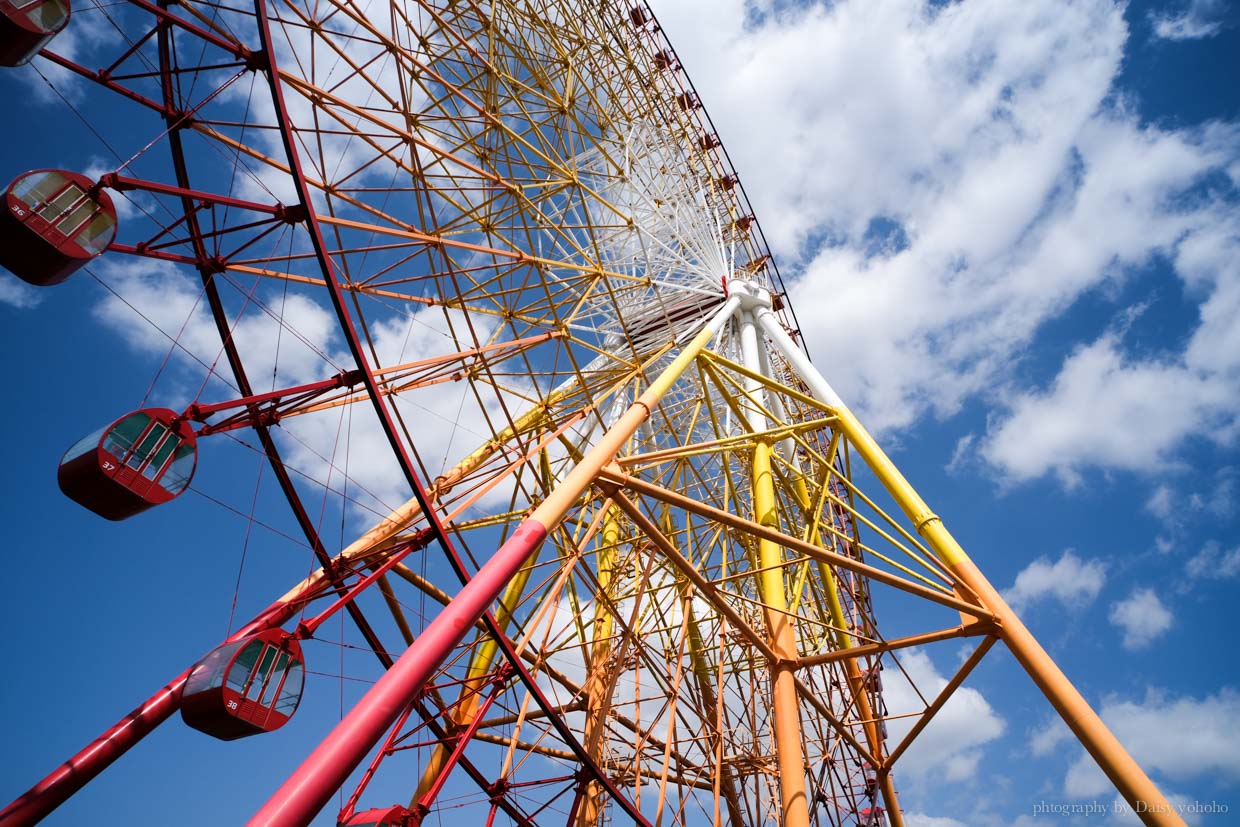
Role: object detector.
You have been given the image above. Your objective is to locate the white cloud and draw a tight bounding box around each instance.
[979,119,1240,483]
[1188,474,1236,519]
[980,331,1238,485]
[1002,550,1107,612]
[1064,750,1113,798]
[1143,475,1236,558]
[1029,715,1072,757]
[1065,687,1240,800]
[92,258,341,389]
[904,815,969,827]
[1145,484,1175,522]
[0,275,43,310]
[1108,588,1173,650]
[1150,0,1227,41]
[945,432,975,474]
[1185,541,1240,579]
[882,650,1006,781]
[653,0,1240,442]
[16,6,123,102]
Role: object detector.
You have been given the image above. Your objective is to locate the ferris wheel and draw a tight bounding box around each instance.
[0,1,1183,826]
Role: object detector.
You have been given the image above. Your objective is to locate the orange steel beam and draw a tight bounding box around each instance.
[885,635,999,769]
[797,623,995,668]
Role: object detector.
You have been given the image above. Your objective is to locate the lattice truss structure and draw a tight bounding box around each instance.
[0,1,1181,826]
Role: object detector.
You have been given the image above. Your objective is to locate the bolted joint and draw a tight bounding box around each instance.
[243,48,268,72]
[275,202,308,224]
[200,255,228,274]
[94,172,125,192]
[491,661,515,685]
[485,778,510,801]
[335,368,365,387]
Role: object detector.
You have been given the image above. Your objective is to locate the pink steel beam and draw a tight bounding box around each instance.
[245,521,550,827]
[0,674,190,827]
[247,295,741,826]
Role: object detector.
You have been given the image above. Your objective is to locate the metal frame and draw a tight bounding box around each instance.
[0,1,1185,826]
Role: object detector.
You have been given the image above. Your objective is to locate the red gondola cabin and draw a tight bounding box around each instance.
[0,169,116,285]
[340,806,414,826]
[181,630,305,740]
[858,806,887,827]
[0,0,69,66]
[58,408,197,520]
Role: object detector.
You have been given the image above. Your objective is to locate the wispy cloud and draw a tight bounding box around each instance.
[1185,541,1240,579]
[88,258,531,522]
[1150,0,1228,41]
[904,815,970,827]
[0,275,44,310]
[1028,715,1073,757]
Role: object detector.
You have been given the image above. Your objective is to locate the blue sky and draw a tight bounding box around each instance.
[1,1,1238,826]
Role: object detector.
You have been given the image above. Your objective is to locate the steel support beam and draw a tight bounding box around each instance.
[754,302,1185,827]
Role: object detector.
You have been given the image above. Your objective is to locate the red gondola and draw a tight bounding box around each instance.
[652,48,676,72]
[0,169,116,285]
[0,0,69,66]
[181,630,305,741]
[340,806,414,826]
[858,806,887,827]
[730,214,755,233]
[58,408,197,521]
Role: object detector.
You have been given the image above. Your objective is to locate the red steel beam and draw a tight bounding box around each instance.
[0,600,297,827]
